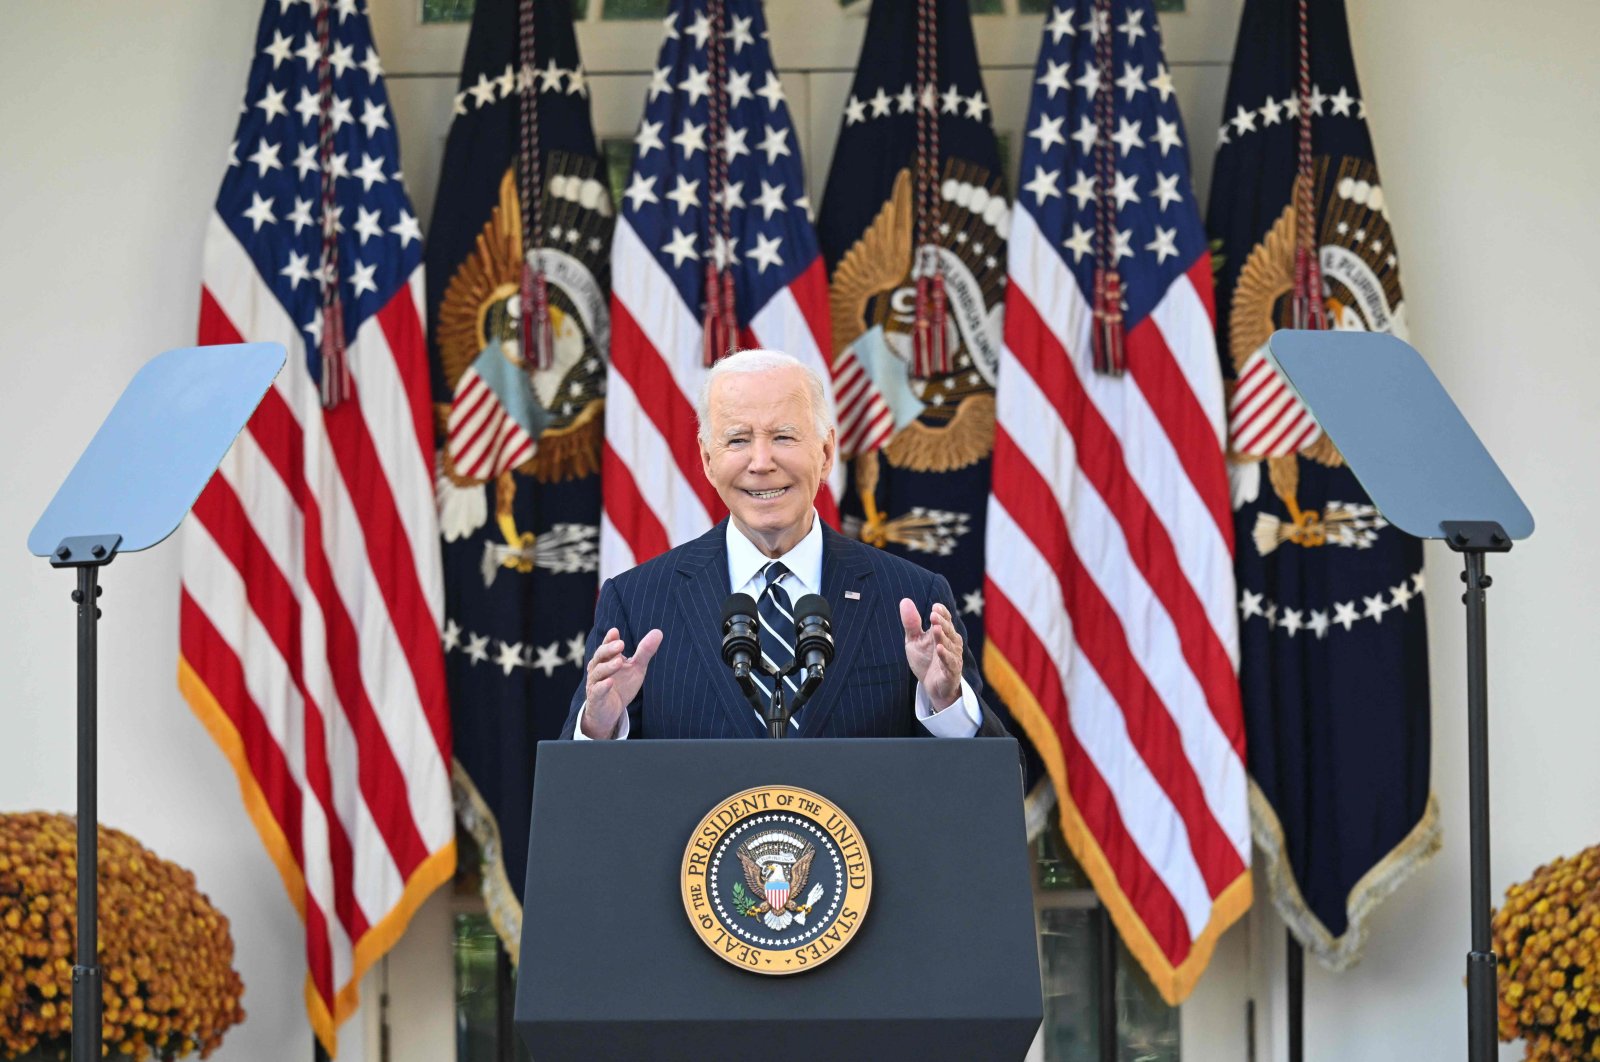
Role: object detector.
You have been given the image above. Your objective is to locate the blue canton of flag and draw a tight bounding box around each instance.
[604,0,838,577]
[620,0,819,320]
[1019,2,1203,323]
[216,0,422,374]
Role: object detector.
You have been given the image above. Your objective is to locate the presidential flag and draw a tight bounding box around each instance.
[1207,0,1435,971]
[817,0,1050,835]
[603,0,838,578]
[424,0,610,959]
[985,0,1250,1003]
[179,0,452,1053]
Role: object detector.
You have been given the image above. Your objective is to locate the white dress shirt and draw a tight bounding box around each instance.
[576,513,982,739]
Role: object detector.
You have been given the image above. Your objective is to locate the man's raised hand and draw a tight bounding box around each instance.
[580,627,664,739]
[899,599,963,711]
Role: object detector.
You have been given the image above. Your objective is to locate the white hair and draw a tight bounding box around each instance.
[695,349,835,442]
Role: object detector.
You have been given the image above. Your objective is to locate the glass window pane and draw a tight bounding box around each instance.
[424,0,591,23]
[1115,934,1180,1062]
[601,0,669,19]
[1035,908,1181,1062]
[1038,906,1102,1062]
[602,137,635,212]
[1036,821,1093,891]
[1034,823,1180,1060]
[422,0,476,23]
[454,912,532,1062]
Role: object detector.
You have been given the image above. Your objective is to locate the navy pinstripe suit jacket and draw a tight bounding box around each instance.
[559,519,1009,739]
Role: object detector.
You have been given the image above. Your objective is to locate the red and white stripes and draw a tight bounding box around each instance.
[446,367,537,481]
[985,209,1248,1004]
[1229,346,1322,458]
[831,349,896,460]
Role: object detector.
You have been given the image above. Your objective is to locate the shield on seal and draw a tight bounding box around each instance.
[764,865,790,913]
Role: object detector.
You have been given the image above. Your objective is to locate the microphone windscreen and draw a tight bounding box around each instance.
[792,593,831,623]
[721,592,759,624]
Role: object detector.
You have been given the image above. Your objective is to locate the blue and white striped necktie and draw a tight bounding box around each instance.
[755,561,801,719]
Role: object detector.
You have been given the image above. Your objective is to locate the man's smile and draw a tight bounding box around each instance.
[743,487,789,500]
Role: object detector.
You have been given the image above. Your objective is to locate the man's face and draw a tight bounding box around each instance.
[699,366,836,553]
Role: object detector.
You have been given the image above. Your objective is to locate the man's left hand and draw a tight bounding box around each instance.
[899,599,963,711]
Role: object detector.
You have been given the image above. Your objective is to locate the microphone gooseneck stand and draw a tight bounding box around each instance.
[721,592,833,739]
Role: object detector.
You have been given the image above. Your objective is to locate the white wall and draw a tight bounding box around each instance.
[2,1,1597,1060]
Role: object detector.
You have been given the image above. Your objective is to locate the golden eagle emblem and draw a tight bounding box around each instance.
[830,160,1006,555]
[737,840,818,931]
[432,155,611,578]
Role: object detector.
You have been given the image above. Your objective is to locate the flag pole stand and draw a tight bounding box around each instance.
[51,535,120,1062]
[1444,520,1511,1062]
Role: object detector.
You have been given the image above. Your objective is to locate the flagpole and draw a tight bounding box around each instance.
[1096,904,1116,1062]
[497,943,516,1062]
[1286,932,1304,1062]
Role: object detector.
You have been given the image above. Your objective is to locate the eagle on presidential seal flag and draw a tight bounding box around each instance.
[424,0,610,960]
[817,0,1050,836]
[1206,0,1437,971]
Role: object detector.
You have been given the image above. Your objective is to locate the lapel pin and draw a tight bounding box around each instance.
[844,590,861,600]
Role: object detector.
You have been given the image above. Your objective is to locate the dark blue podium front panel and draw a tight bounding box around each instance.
[516,737,1042,1061]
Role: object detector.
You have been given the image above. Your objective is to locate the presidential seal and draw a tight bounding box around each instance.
[681,786,872,975]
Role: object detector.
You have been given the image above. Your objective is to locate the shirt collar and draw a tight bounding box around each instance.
[725,512,824,598]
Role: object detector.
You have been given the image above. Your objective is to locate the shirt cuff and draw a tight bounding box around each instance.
[914,678,981,738]
[574,701,629,740]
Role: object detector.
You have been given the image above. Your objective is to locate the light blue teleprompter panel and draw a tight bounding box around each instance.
[1266,330,1533,541]
[28,343,286,556]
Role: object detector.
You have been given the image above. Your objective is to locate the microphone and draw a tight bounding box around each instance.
[720,593,761,682]
[792,594,834,689]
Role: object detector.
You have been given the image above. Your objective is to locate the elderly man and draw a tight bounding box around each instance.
[561,348,1007,740]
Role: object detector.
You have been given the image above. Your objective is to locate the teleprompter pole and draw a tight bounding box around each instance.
[1444,520,1510,1062]
[73,563,101,1062]
[53,536,119,1062]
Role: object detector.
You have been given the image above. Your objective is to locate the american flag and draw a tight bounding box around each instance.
[983,0,1249,1003]
[178,0,452,1053]
[602,0,839,578]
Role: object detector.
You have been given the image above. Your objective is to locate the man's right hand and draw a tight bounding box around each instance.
[580,626,664,738]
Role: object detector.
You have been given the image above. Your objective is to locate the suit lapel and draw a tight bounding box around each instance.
[673,521,768,738]
[798,525,875,737]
